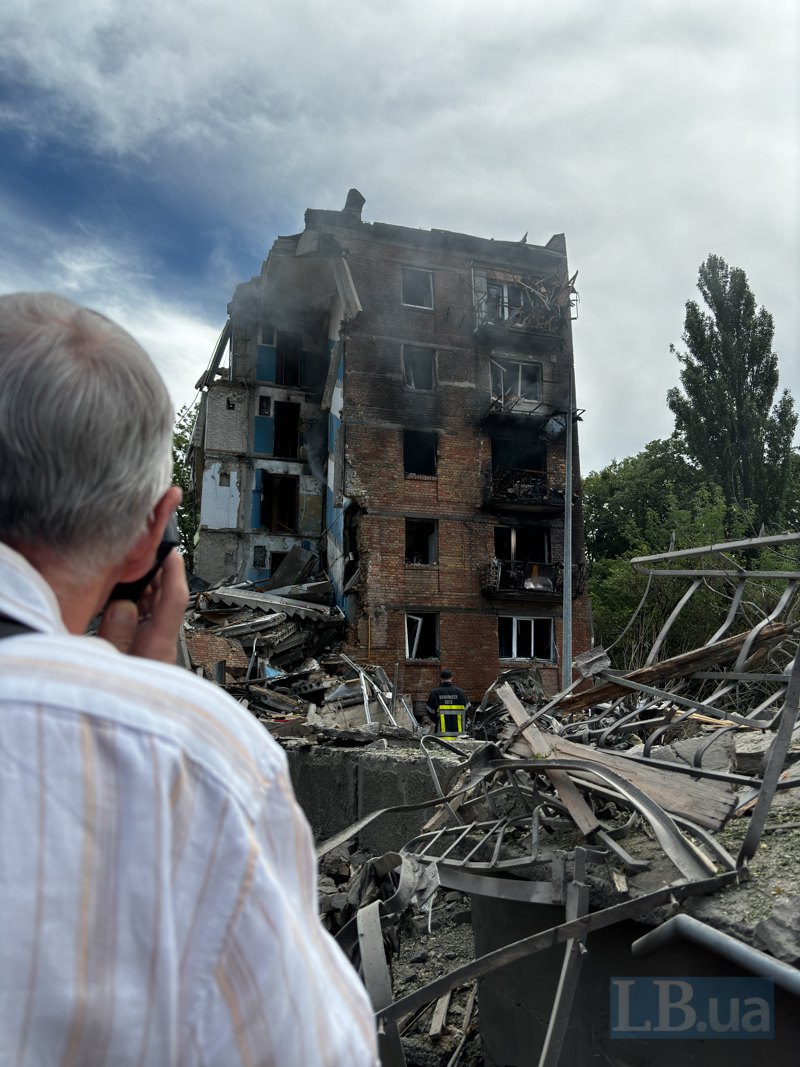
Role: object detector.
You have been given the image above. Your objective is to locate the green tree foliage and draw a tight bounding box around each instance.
[583,439,748,667]
[667,255,797,528]
[172,401,199,570]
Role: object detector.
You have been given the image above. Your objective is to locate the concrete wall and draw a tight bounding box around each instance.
[286,744,462,855]
[200,462,241,529]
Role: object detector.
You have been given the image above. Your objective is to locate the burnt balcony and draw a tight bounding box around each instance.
[485,466,566,512]
[480,559,586,599]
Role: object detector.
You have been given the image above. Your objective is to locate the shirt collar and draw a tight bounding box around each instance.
[0,542,67,634]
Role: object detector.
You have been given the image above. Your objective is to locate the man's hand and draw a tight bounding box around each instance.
[97,550,189,664]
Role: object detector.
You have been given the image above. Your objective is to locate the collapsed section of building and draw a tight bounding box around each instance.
[190,189,591,706]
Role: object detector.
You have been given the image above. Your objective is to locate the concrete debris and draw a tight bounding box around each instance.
[193,531,800,1064]
[182,562,424,740]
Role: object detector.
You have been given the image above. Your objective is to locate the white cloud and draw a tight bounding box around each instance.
[1,0,797,472]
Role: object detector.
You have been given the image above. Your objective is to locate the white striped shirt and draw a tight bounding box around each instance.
[0,543,378,1067]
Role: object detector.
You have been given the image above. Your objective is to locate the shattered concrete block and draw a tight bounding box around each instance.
[670,733,734,773]
[754,895,800,965]
[735,732,800,776]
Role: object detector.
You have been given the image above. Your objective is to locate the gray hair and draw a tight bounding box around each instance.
[0,292,174,569]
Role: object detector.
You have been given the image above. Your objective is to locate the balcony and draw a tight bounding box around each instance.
[485,466,565,512]
[480,559,586,599]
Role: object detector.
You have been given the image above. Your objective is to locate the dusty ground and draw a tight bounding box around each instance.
[390,892,484,1067]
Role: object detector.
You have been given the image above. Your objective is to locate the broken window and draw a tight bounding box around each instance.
[226,397,237,410]
[258,395,272,416]
[494,526,549,562]
[403,346,436,390]
[405,519,438,564]
[273,401,300,459]
[276,331,301,387]
[260,474,299,533]
[491,437,546,473]
[498,616,554,660]
[252,545,267,569]
[404,430,437,476]
[219,470,231,487]
[487,281,525,322]
[405,612,439,659]
[490,359,542,402]
[261,322,275,345]
[402,267,434,309]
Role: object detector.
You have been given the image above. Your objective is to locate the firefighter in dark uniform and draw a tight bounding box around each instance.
[426,670,470,737]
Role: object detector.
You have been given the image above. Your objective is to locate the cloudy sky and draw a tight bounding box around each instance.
[1,0,797,475]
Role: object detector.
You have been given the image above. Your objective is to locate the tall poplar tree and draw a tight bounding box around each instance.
[667,255,796,529]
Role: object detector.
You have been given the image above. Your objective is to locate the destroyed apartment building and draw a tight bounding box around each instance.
[190,189,591,706]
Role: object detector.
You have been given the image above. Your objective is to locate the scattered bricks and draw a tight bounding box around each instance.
[184,632,250,681]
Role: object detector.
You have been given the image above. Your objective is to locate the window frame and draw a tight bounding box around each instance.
[403,429,438,477]
[498,615,555,662]
[405,519,438,565]
[405,611,440,660]
[490,358,543,403]
[402,345,437,391]
[401,267,434,310]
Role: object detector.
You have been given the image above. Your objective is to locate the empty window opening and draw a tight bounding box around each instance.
[226,397,237,410]
[270,551,287,574]
[405,520,438,564]
[219,470,231,487]
[260,474,299,533]
[405,612,439,659]
[276,331,301,387]
[498,616,554,660]
[402,267,434,309]
[490,359,542,402]
[252,545,267,569]
[404,430,437,476]
[261,322,275,345]
[403,346,436,390]
[258,395,272,416]
[491,437,545,473]
[494,527,549,562]
[273,401,300,459]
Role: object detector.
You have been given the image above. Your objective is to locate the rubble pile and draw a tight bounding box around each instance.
[182,546,422,740]
[190,533,800,1065]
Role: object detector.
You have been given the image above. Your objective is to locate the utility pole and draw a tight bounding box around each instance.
[561,369,574,690]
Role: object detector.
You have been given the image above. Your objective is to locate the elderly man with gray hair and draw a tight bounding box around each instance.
[0,293,378,1067]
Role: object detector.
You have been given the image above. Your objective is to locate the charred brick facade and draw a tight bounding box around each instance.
[193,191,592,705]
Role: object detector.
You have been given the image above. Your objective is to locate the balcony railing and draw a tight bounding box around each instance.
[480,559,586,597]
[486,467,566,509]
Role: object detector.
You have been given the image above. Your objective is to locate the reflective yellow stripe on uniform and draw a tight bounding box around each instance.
[437,703,464,735]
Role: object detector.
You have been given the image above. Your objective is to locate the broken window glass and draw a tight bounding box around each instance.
[490,358,542,402]
[404,430,437,476]
[498,616,554,660]
[487,281,525,321]
[405,612,439,659]
[402,267,434,309]
[403,346,436,390]
[405,519,438,564]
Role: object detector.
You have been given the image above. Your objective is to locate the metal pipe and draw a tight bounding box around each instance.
[630,914,800,998]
